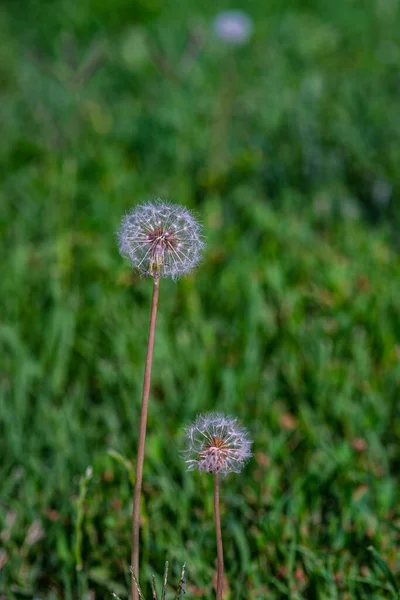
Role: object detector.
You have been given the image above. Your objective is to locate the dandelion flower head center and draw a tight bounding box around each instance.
[185,413,252,475]
[118,201,204,279]
[199,436,231,472]
[144,223,180,271]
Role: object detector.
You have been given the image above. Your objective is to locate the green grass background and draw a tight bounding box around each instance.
[1,0,400,598]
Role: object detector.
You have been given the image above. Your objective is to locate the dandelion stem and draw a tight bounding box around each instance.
[214,474,224,600]
[209,55,236,177]
[131,276,160,600]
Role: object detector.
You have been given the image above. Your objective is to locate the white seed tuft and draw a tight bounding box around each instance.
[184,413,252,476]
[117,200,205,279]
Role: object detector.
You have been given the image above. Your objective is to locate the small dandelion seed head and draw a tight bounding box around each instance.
[117,200,205,279]
[213,11,253,46]
[184,413,252,476]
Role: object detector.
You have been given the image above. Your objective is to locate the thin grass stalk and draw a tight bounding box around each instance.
[151,574,158,600]
[162,561,169,600]
[131,276,160,600]
[208,55,236,177]
[175,563,186,599]
[74,466,93,573]
[130,567,145,600]
[214,474,224,600]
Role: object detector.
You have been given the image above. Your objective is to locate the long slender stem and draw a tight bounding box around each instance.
[209,55,236,177]
[214,474,224,600]
[131,276,160,600]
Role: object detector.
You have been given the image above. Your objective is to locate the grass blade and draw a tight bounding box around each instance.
[74,466,93,572]
[161,561,169,600]
[108,449,135,486]
[130,567,145,600]
[175,563,186,599]
[151,574,158,600]
[368,546,399,596]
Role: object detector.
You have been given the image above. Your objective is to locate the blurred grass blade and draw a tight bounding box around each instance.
[161,561,169,600]
[175,563,186,599]
[130,567,145,600]
[151,574,158,600]
[368,546,399,595]
[73,40,106,86]
[108,449,135,486]
[74,466,93,572]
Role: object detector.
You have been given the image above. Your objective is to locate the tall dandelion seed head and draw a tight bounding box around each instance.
[118,200,204,279]
[184,413,252,476]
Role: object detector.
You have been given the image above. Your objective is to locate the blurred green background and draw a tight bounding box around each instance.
[1,0,400,598]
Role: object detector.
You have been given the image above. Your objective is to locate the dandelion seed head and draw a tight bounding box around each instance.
[213,11,253,46]
[118,200,204,279]
[184,413,252,476]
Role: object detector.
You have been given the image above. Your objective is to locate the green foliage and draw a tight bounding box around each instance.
[1,0,400,598]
